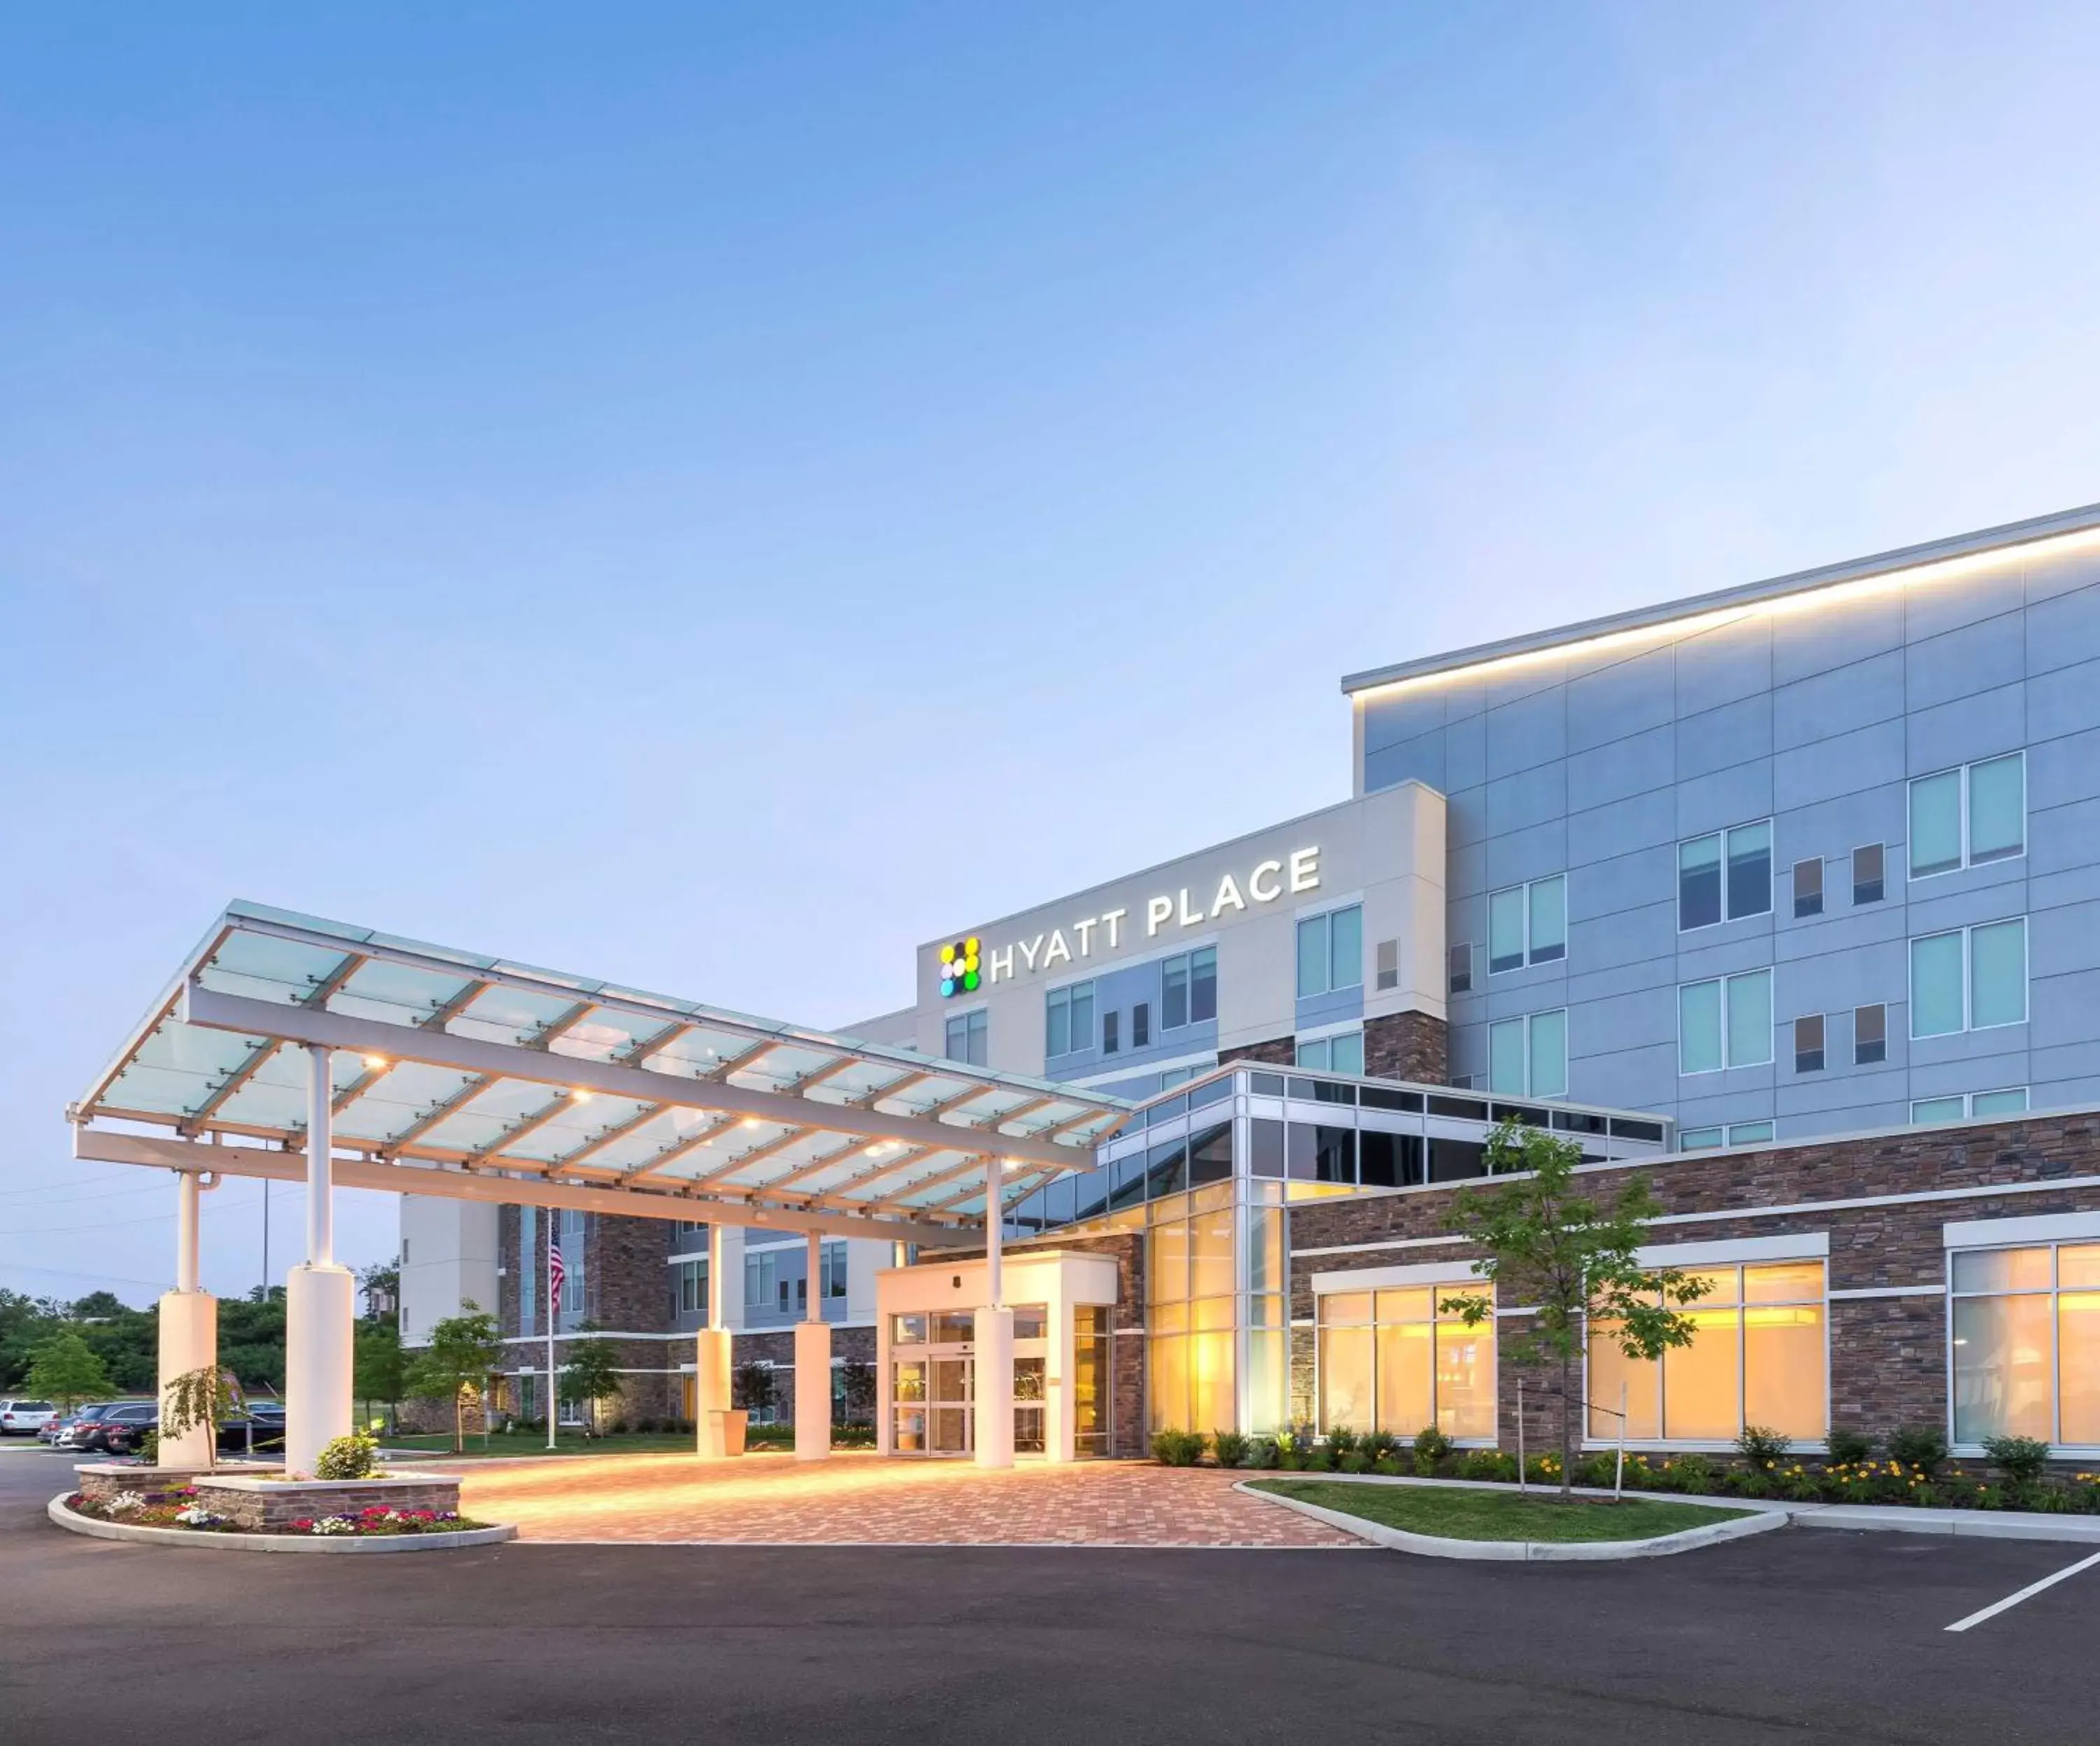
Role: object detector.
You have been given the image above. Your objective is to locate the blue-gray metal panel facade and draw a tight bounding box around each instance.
[1362,549,2100,1140]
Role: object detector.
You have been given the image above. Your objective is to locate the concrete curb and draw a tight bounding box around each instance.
[1233,1472,2100,1549]
[48,1493,517,1553]
[1235,1479,1778,1561]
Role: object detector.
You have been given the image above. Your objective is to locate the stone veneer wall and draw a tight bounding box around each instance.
[1362,1010,1448,1084]
[192,1476,464,1532]
[1284,1110,2100,1455]
[1221,1008,1448,1085]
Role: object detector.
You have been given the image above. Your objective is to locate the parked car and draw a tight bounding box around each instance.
[74,1402,158,1455]
[50,1402,149,1451]
[217,1413,286,1454]
[0,1399,55,1437]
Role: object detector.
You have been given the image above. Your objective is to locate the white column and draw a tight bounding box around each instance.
[794,1233,832,1460]
[974,1158,1014,1469]
[157,1170,218,1469]
[284,1045,354,1476]
[1046,1268,1076,1464]
[696,1221,735,1457]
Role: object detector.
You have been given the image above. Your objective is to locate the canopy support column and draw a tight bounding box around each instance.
[157,1169,218,1468]
[974,1158,1014,1469]
[285,1044,354,1476]
[794,1231,832,1461]
[696,1221,736,1457]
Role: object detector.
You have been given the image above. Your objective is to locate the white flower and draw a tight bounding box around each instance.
[309,1515,358,1535]
[103,1492,144,1515]
[173,1504,222,1528]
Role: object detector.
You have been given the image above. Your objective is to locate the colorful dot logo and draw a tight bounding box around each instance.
[939,937,982,998]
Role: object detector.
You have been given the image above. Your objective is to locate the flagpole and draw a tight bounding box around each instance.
[545,1238,557,1453]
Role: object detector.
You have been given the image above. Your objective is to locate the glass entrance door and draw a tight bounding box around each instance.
[930,1356,973,1455]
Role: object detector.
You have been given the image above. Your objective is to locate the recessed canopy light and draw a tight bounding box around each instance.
[361,1056,388,1070]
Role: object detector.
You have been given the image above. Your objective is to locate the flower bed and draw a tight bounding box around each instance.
[1156,1426,2100,1515]
[65,1486,491,1537]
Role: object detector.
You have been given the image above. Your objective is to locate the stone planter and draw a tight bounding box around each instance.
[72,1462,284,1504]
[189,1472,465,1532]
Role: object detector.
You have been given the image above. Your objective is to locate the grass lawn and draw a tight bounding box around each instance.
[1252,1480,1755,1543]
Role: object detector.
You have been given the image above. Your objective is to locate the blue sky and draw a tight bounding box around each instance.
[6,4,2100,1304]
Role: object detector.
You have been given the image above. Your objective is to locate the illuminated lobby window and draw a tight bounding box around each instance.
[1950,1243,2100,1448]
[1317,1285,1497,1439]
[1587,1259,1826,1444]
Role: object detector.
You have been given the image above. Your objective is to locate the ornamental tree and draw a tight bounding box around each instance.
[405,1302,504,1453]
[559,1327,626,1434]
[1442,1120,1709,1498]
[25,1329,117,1412]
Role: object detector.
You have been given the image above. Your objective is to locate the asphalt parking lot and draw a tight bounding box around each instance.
[2,1448,2095,1745]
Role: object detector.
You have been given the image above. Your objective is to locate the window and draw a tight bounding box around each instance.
[1132,1002,1151,1048]
[944,1008,987,1066]
[1044,982,1096,1056]
[1910,753,2025,879]
[744,1248,785,1319]
[1145,1199,1245,1434]
[1793,858,1823,919]
[1375,937,1400,992]
[1914,1088,2028,1125]
[1102,1010,1120,1056]
[1793,1014,1824,1074]
[1318,1285,1497,1439]
[1853,844,1885,905]
[1910,918,2027,1038]
[1448,942,1472,996]
[1854,1003,1886,1066]
[1296,1031,1365,1075]
[1679,821,1772,930]
[675,1259,709,1320]
[1488,1010,1568,1098]
[1678,969,1773,1074]
[1162,947,1217,1029]
[1488,876,1567,973]
[1949,1241,2100,1446]
[1590,1260,1826,1444]
[1296,905,1364,997]
[1726,1120,1774,1146]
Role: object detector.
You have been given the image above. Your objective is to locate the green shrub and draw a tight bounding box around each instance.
[1359,1430,1397,1464]
[1411,1425,1452,1476]
[1574,1452,1618,1490]
[1325,1426,1359,1458]
[1653,1453,1718,1495]
[1886,1425,1950,1476]
[1457,1448,1518,1483]
[1303,1444,1336,1473]
[1824,1427,1874,1466]
[1150,1429,1205,1467]
[1982,1434,2052,1487]
[1723,1467,1774,1498]
[1735,1425,1791,1472]
[135,1429,160,1465]
[1336,1451,1371,1474]
[1371,1455,1404,1476]
[1242,1437,1282,1470]
[1524,1453,1562,1486]
[314,1432,380,1481]
[1210,1430,1251,1469]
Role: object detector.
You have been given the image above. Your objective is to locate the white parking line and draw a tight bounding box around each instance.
[1945,1549,2100,1633]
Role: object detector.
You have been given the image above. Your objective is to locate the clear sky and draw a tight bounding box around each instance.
[6,4,2100,1306]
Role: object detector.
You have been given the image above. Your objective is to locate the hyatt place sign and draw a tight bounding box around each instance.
[959,846,1322,989]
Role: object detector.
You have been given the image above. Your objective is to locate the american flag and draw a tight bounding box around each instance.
[547,1239,565,1304]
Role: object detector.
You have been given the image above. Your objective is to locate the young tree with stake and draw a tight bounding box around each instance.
[1442,1121,1709,1499]
[405,1302,504,1454]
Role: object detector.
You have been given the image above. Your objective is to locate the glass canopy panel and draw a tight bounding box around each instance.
[645,1026,771,1079]
[199,932,353,1006]
[104,1025,267,1117]
[572,1110,686,1173]
[416,1080,559,1154]
[332,1063,482,1143]
[722,1134,852,1189]
[733,1045,842,1091]
[449,985,586,1047]
[330,960,479,1028]
[808,1062,918,1104]
[547,1011,668,1065]
[214,1046,322,1132]
[498,1093,657,1164]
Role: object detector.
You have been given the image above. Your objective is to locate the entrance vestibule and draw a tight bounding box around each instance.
[876,1250,1117,1464]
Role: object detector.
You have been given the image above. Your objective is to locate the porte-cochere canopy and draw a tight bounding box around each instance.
[71,903,1131,1246]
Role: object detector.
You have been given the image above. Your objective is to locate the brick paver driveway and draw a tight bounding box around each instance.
[458,1451,1363,1547]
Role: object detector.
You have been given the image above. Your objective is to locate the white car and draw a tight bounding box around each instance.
[0,1399,56,1437]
